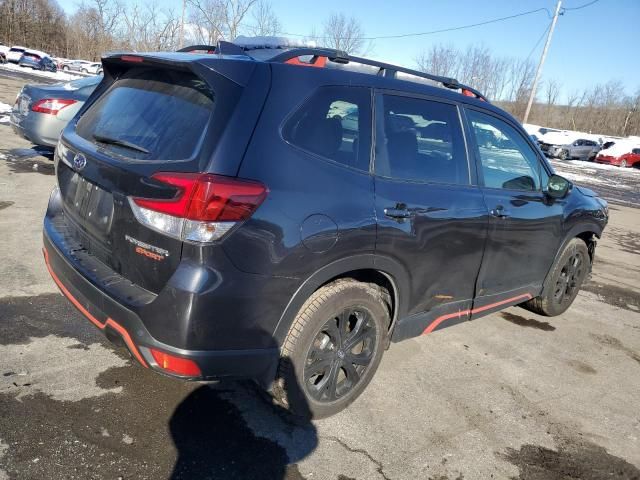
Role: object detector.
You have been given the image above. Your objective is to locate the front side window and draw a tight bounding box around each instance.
[76,68,214,161]
[376,95,468,185]
[282,86,372,171]
[467,109,542,191]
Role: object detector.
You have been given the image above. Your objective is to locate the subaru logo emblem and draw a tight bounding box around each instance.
[72,153,87,171]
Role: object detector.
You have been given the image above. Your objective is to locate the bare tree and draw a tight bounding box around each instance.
[222,0,258,40]
[187,0,225,44]
[248,0,281,37]
[187,0,256,42]
[316,12,368,54]
[544,78,561,124]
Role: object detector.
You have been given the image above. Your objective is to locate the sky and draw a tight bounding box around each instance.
[55,0,640,100]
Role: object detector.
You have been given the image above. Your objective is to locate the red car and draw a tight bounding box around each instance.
[596,147,640,168]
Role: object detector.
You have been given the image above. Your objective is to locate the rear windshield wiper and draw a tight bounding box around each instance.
[93,133,149,154]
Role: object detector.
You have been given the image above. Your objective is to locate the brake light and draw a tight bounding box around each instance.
[129,173,267,243]
[32,98,77,115]
[121,55,143,63]
[150,348,201,377]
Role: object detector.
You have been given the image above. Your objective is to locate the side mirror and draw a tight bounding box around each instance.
[546,174,571,199]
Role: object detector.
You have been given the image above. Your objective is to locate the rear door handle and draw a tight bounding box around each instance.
[384,207,411,219]
[490,205,510,218]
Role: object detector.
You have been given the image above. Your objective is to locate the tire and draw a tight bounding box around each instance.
[63,65,69,71]
[558,149,568,160]
[522,238,590,317]
[272,279,390,419]
[620,159,628,168]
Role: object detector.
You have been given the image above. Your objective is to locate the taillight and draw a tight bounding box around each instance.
[149,348,201,377]
[31,98,77,115]
[129,173,267,243]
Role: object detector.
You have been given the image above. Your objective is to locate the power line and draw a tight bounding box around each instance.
[274,7,553,41]
[525,20,553,63]
[563,0,600,10]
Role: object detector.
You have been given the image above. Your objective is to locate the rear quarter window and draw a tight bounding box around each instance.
[76,68,214,161]
[282,86,372,172]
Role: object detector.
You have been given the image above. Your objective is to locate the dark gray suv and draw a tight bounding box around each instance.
[43,41,608,418]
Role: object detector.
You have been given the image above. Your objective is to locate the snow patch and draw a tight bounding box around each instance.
[0,62,82,82]
[0,335,127,402]
[0,102,11,124]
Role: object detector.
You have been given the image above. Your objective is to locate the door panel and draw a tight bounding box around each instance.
[465,108,564,301]
[373,93,488,336]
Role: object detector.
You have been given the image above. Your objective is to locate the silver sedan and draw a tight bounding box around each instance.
[10,76,102,148]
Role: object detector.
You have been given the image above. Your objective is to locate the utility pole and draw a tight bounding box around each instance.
[179,0,186,49]
[523,0,562,124]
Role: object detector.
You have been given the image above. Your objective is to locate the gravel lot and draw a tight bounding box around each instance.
[0,71,639,480]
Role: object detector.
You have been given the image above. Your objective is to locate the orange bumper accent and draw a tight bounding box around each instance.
[43,248,148,367]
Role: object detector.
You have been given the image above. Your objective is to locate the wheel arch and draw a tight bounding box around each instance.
[272,254,410,345]
[540,222,602,294]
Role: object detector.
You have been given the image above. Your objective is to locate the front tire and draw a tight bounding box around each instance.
[558,149,568,160]
[273,279,390,419]
[620,159,628,168]
[522,238,590,316]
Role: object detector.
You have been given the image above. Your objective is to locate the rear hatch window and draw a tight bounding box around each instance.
[76,68,214,161]
[56,66,228,294]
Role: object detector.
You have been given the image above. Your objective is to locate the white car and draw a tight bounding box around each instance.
[85,62,103,75]
[7,46,27,63]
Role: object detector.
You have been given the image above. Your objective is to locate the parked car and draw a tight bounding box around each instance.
[596,147,640,168]
[51,57,70,70]
[542,138,600,161]
[10,75,102,148]
[6,45,26,63]
[43,43,608,419]
[18,51,57,72]
[0,44,8,64]
[62,60,93,73]
[85,62,103,75]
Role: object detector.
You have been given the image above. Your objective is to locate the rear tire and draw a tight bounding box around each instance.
[620,159,628,168]
[63,65,69,71]
[272,279,390,419]
[522,238,590,317]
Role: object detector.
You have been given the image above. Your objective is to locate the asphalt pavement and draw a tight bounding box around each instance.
[0,72,639,480]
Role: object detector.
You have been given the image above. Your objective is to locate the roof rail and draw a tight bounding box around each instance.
[176,43,487,101]
[270,48,488,102]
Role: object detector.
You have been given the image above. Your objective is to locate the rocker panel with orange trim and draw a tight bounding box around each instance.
[391,286,537,342]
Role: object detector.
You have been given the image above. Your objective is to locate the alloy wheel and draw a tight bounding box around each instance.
[304,308,377,403]
[553,251,585,305]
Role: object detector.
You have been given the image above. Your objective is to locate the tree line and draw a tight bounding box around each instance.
[416,43,640,138]
[1,0,637,137]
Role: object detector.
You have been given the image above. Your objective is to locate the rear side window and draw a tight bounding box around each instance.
[376,95,468,185]
[76,68,214,160]
[283,86,372,172]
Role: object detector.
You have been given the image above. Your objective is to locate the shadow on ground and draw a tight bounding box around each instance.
[0,293,317,479]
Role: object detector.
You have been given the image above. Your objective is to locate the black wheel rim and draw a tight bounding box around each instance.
[304,308,377,403]
[553,251,585,305]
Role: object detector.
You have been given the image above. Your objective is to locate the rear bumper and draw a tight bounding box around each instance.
[10,112,61,148]
[43,227,280,387]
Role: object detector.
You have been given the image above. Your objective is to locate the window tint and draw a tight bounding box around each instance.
[467,109,542,191]
[376,95,468,184]
[283,86,371,171]
[76,68,214,161]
